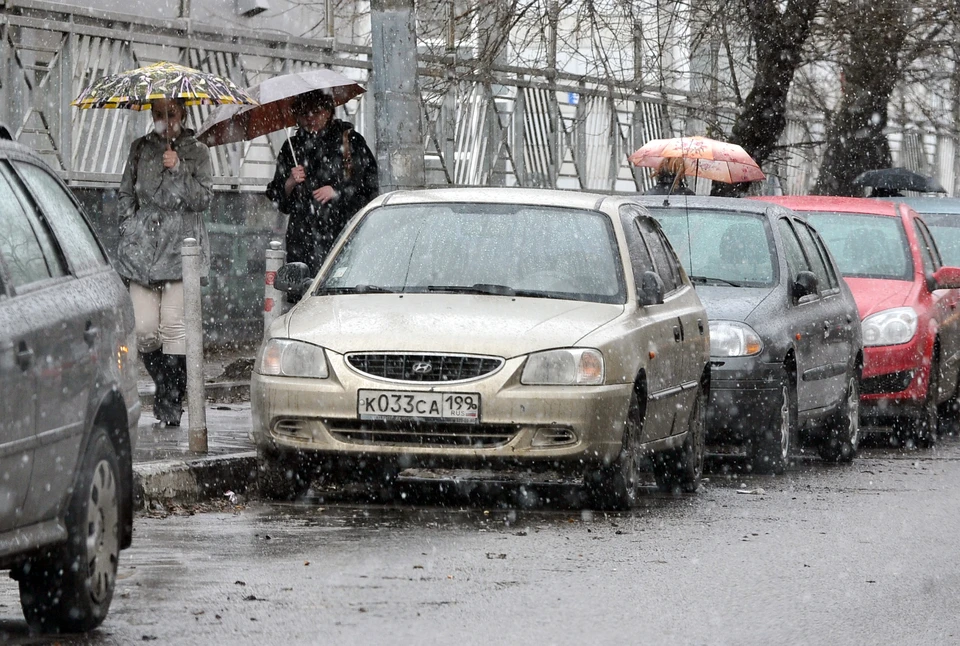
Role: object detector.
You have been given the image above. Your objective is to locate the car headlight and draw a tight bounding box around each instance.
[862,307,918,347]
[521,348,604,385]
[709,320,763,357]
[256,338,329,378]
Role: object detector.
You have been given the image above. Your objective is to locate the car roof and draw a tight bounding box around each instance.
[753,195,902,217]
[0,136,62,170]
[632,194,798,219]
[378,187,620,211]
[888,196,960,215]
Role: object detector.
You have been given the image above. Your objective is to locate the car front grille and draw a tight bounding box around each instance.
[346,353,503,383]
[326,419,518,447]
[862,370,914,395]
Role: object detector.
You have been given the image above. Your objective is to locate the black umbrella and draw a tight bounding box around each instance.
[853,167,946,194]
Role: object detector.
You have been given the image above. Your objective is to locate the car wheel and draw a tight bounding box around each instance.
[907,360,939,449]
[750,382,794,475]
[651,383,705,493]
[257,447,312,501]
[19,427,120,633]
[819,375,860,463]
[584,389,642,510]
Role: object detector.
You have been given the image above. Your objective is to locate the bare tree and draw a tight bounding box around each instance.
[710,0,821,196]
[813,1,959,195]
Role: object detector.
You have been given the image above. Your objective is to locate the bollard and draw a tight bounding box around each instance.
[181,237,208,453]
[264,240,286,338]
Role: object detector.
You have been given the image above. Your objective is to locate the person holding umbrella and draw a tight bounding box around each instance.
[265,89,379,279]
[645,157,694,195]
[115,97,213,426]
[74,60,259,427]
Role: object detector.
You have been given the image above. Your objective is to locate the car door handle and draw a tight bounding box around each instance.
[16,341,33,371]
[697,318,704,335]
[673,325,682,342]
[84,323,100,346]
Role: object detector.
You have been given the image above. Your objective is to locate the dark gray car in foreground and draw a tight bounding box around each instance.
[0,134,139,632]
[634,196,863,473]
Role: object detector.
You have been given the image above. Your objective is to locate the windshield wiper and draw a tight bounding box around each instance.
[689,275,742,287]
[316,284,396,294]
[426,283,552,298]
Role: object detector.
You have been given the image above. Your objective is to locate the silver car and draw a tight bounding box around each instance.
[253,188,710,509]
[0,134,139,632]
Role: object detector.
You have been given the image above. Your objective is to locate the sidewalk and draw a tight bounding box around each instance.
[132,347,259,510]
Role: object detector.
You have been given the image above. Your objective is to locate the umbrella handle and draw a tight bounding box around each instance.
[287,129,298,167]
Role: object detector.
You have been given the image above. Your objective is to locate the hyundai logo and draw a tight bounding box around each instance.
[411,361,433,375]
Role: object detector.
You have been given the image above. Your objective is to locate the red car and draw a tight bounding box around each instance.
[753,196,960,446]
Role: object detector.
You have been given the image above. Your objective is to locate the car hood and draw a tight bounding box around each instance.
[844,277,915,318]
[693,285,773,323]
[283,294,625,357]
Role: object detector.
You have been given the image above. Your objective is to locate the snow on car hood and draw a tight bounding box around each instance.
[844,277,915,318]
[283,293,625,357]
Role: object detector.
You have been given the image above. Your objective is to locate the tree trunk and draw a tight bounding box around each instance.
[814,2,909,196]
[712,0,820,197]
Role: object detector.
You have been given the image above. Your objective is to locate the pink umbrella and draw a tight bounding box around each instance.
[628,136,765,183]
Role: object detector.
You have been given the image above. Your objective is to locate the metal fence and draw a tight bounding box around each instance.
[1,0,956,197]
[0,0,716,196]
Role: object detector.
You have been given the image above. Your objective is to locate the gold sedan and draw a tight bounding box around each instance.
[252,188,710,509]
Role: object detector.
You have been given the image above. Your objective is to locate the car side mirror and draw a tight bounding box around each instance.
[792,270,818,300]
[931,266,960,291]
[638,271,665,306]
[274,262,313,297]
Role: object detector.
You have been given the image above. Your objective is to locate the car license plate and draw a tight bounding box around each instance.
[357,390,480,424]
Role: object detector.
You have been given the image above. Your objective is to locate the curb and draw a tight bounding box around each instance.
[139,381,250,407]
[133,451,258,510]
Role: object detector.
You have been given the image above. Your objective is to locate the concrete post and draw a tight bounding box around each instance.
[370,0,426,192]
[181,238,208,453]
[264,240,286,337]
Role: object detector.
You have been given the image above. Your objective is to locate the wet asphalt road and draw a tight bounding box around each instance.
[2,435,960,645]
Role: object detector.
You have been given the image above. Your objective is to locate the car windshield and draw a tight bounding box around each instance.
[653,208,776,287]
[318,203,627,304]
[915,213,960,267]
[802,211,912,280]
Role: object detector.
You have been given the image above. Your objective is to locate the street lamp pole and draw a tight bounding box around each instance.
[370,0,426,193]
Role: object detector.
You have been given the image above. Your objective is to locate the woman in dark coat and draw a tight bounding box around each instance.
[266,90,379,277]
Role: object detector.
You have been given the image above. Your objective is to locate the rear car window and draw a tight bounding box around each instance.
[803,211,912,281]
[653,208,776,287]
[13,161,108,273]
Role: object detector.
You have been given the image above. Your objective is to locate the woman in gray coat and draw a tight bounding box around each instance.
[116,97,213,426]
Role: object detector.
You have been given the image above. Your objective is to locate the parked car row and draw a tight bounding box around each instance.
[254,186,960,512]
[757,196,960,448]
[254,189,711,511]
[7,125,960,631]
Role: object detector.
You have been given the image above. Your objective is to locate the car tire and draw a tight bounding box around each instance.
[819,375,860,463]
[257,447,312,501]
[584,389,642,511]
[907,360,939,449]
[651,383,705,493]
[750,382,794,475]
[19,427,120,634]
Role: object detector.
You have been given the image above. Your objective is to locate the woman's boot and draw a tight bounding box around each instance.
[140,349,169,421]
[156,353,187,426]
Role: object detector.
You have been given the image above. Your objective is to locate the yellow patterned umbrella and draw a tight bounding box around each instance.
[72,61,258,111]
